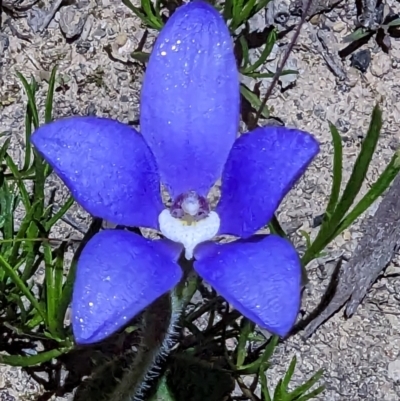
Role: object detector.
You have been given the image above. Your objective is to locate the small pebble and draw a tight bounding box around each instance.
[332,21,346,32]
[115,33,128,47]
[93,28,107,39]
[350,49,371,73]
[59,5,87,39]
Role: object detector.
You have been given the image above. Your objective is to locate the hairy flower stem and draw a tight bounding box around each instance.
[109,260,198,401]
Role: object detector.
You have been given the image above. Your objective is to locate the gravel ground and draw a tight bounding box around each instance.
[1,0,400,400]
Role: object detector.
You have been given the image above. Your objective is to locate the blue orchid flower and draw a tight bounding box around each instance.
[31,1,319,345]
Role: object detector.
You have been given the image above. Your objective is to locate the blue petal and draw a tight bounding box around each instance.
[32,116,163,229]
[194,235,301,336]
[140,1,239,198]
[217,126,319,237]
[72,230,183,344]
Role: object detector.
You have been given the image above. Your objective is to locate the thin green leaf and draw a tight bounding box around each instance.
[281,357,296,390]
[0,137,11,162]
[242,29,277,74]
[16,72,39,128]
[0,254,46,320]
[0,347,71,367]
[299,230,312,250]
[150,375,177,401]
[260,368,272,401]
[253,0,272,16]
[325,122,343,217]
[240,84,269,118]
[343,28,372,43]
[231,0,244,29]
[0,180,18,256]
[10,201,40,265]
[131,51,150,63]
[273,378,284,401]
[236,319,253,367]
[302,104,382,266]
[289,369,324,399]
[239,35,250,69]
[122,0,154,27]
[22,101,33,172]
[32,150,46,218]
[45,65,57,123]
[246,69,299,79]
[237,335,279,375]
[296,386,325,401]
[44,242,66,338]
[327,104,382,222]
[333,151,400,237]
[142,0,163,29]
[268,215,287,238]
[386,17,400,27]
[5,154,31,210]
[20,233,42,282]
[223,0,233,20]
[44,196,74,231]
[25,312,45,330]
[238,0,257,27]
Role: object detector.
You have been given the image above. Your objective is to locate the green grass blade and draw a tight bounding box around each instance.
[343,28,371,43]
[5,154,31,210]
[296,386,325,401]
[223,0,233,20]
[10,202,40,265]
[0,180,17,256]
[333,151,400,237]
[131,51,150,64]
[324,122,343,217]
[22,103,33,172]
[16,72,39,129]
[260,369,272,401]
[0,347,71,367]
[239,35,250,69]
[142,0,163,29]
[253,0,272,15]
[231,0,244,29]
[273,378,284,401]
[44,241,66,338]
[45,65,57,123]
[236,319,253,367]
[122,0,156,28]
[0,254,46,320]
[240,84,269,118]
[238,0,257,27]
[32,150,46,219]
[289,369,324,400]
[54,243,67,336]
[330,104,382,220]
[44,196,74,231]
[246,70,298,79]
[0,137,11,161]
[386,17,400,27]
[21,218,43,282]
[268,215,287,238]
[302,104,382,265]
[44,242,55,333]
[282,357,296,390]
[237,335,279,375]
[242,29,276,75]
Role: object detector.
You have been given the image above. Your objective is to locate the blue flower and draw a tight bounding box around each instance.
[32,1,319,345]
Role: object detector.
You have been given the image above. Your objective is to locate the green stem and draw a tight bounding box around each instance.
[109,266,198,401]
